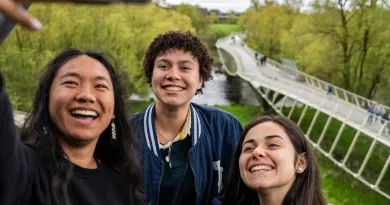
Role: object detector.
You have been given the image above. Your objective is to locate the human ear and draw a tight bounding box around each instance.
[198,76,204,89]
[295,152,307,174]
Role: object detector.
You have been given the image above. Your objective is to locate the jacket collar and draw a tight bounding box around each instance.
[143,103,202,158]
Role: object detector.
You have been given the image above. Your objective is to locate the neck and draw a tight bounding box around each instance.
[155,100,189,142]
[59,138,98,169]
[257,186,291,205]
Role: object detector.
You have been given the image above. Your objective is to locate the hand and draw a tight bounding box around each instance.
[0,0,42,31]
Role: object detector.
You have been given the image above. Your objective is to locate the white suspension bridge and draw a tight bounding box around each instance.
[216,34,390,201]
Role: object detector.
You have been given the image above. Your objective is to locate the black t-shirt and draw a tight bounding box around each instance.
[158,136,196,205]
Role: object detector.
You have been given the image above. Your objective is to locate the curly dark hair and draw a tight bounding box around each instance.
[143,30,213,94]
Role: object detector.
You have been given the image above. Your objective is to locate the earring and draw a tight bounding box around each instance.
[111,120,116,140]
[298,168,303,172]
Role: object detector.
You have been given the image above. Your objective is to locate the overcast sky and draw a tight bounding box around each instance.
[164,0,253,12]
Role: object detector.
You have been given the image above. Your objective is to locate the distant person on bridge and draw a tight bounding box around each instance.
[374,103,384,123]
[0,49,146,205]
[260,56,267,66]
[223,115,326,205]
[327,84,334,98]
[381,113,389,124]
[231,35,236,44]
[255,50,259,66]
[128,30,243,205]
[367,104,375,124]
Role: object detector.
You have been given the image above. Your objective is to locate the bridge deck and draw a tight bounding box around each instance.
[217,36,390,147]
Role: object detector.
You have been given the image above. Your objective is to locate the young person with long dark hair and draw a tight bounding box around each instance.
[223,115,326,205]
[129,30,243,205]
[0,49,146,205]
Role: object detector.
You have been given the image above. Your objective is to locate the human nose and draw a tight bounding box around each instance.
[75,85,96,103]
[166,65,181,81]
[252,146,266,159]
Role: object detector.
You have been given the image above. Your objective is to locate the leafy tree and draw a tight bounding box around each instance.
[0,3,194,111]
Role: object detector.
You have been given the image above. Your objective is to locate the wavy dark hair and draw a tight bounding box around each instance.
[20,49,142,205]
[143,30,213,95]
[223,115,326,205]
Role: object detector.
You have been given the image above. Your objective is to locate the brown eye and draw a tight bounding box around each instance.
[63,81,78,86]
[268,144,279,148]
[158,65,168,70]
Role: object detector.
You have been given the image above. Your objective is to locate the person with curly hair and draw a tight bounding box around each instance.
[129,30,243,205]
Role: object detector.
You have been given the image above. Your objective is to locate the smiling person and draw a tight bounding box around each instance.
[129,30,243,205]
[0,49,146,205]
[223,115,326,205]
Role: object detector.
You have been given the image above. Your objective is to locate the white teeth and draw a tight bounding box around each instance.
[251,165,273,173]
[71,110,98,117]
[165,86,183,91]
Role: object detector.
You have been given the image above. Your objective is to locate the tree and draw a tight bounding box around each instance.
[0,4,194,111]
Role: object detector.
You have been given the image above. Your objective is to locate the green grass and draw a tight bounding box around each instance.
[215,104,261,126]
[281,106,390,204]
[209,23,240,34]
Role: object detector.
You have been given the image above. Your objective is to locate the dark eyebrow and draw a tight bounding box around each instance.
[61,72,80,79]
[155,59,170,64]
[265,135,284,140]
[155,59,195,65]
[179,60,195,65]
[95,76,111,84]
[243,135,283,145]
[243,139,256,145]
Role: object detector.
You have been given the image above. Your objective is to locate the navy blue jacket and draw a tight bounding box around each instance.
[129,103,243,205]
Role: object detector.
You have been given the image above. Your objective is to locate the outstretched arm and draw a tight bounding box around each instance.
[0,72,30,204]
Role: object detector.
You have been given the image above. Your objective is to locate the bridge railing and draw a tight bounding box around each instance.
[235,34,390,120]
[216,36,390,200]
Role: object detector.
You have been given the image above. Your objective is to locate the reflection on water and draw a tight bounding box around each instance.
[192,72,260,106]
[130,71,261,106]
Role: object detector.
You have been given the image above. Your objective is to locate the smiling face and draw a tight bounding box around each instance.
[239,121,304,193]
[151,49,203,108]
[49,55,115,143]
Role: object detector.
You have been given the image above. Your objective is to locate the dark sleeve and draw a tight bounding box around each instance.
[214,114,243,204]
[0,72,31,204]
[222,115,242,185]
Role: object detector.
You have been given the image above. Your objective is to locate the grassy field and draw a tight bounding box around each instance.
[127,101,390,204]
[209,23,240,34]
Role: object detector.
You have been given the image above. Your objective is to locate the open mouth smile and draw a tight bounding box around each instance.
[250,165,275,173]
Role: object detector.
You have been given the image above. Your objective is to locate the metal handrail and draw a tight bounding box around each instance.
[216,35,390,201]
[236,34,390,118]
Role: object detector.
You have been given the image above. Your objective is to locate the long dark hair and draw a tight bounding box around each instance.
[223,115,326,205]
[20,49,142,205]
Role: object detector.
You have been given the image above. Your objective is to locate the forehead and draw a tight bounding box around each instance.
[56,55,111,79]
[155,49,198,63]
[244,121,290,142]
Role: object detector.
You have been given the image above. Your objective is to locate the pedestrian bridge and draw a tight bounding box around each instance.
[216,34,390,200]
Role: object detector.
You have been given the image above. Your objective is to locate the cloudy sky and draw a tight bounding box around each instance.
[164,0,253,12]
